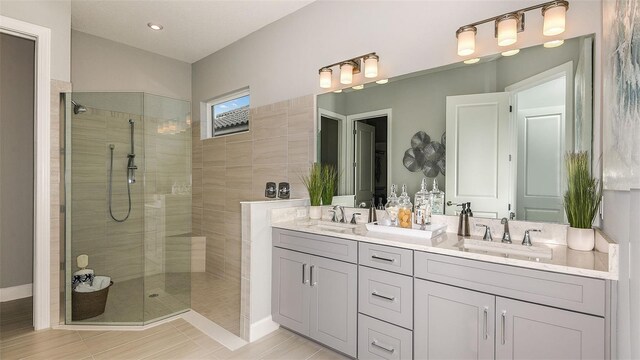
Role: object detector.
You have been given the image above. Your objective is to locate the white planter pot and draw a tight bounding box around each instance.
[309,206,322,220]
[566,227,595,251]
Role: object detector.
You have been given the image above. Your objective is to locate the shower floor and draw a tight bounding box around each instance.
[72,272,240,336]
[72,272,191,325]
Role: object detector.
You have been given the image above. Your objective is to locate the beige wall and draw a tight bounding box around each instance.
[192,95,314,283]
[0,33,35,289]
[0,0,71,81]
[71,31,191,101]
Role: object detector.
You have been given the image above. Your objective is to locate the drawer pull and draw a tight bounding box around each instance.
[371,291,395,302]
[371,340,395,353]
[483,307,488,340]
[310,265,316,287]
[501,310,506,345]
[371,254,395,263]
[302,264,307,284]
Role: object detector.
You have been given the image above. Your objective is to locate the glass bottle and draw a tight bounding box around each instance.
[385,184,400,226]
[430,179,445,215]
[414,178,430,225]
[398,184,413,228]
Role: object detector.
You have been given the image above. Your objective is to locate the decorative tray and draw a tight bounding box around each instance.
[365,222,447,239]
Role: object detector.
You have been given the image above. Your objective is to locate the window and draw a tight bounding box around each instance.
[203,88,250,138]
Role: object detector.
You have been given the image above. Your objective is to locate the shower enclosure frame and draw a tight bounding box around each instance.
[62,92,193,327]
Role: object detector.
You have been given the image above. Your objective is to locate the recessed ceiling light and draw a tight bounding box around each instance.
[352,85,364,90]
[375,79,389,84]
[544,39,564,48]
[333,89,343,93]
[501,49,520,57]
[147,23,163,31]
[463,58,480,64]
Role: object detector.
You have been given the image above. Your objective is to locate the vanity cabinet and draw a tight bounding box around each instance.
[272,231,358,357]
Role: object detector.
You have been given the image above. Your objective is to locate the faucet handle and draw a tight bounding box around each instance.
[476,224,493,241]
[522,229,541,246]
[350,213,361,224]
[328,209,339,223]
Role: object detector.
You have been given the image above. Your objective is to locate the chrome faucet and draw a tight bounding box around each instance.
[331,205,346,223]
[500,218,512,244]
[476,224,493,241]
[522,229,541,246]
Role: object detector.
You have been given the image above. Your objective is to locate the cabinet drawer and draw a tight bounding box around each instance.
[359,266,413,329]
[358,314,413,360]
[414,251,606,316]
[359,242,413,275]
[273,228,357,264]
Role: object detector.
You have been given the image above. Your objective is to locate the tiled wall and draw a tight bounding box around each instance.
[192,95,315,281]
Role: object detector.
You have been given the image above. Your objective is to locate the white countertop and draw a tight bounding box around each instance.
[272,219,618,280]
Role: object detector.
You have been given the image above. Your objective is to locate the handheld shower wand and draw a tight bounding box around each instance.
[127,119,137,184]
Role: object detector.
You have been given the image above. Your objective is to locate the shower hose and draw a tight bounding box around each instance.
[108,145,132,222]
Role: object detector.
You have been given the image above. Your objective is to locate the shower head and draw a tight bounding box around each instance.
[71,100,87,115]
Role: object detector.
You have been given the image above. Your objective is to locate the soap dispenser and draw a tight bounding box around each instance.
[398,184,413,228]
[457,203,467,236]
[368,197,378,223]
[463,202,471,236]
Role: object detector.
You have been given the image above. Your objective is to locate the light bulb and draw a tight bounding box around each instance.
[544,39,564,48]
[456,26,477,56]
[340,62,354,85]
[319,68,332,89]
[464,58,480,64]
[497,14,518,47]
[501,49,520,57]
[364,54,378,78]
[543,3,568,36]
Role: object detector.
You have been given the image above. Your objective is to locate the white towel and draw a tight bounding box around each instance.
[74,276,111,292]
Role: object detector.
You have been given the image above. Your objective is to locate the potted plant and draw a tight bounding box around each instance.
[321,164,338,207]
[301,163,324,219]
[563,152,602,251]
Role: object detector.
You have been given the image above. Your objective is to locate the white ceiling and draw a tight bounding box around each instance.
[71,0,314,63]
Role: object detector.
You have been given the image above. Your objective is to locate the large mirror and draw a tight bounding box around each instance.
[317,34,594,223]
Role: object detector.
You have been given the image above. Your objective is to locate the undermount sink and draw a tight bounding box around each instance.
[298,220,357,232]
[461,238,553,260]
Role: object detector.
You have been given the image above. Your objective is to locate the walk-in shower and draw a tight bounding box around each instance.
[63,92,192,325]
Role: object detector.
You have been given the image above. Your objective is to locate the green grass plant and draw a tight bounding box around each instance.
[564,152,602,229]
[301,163,324,206]
[321,164,339,206]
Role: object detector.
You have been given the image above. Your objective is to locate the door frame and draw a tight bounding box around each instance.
[505,61,573,219]
[345,109,392,196]
[0,15,51,330]
[317,108,347,194]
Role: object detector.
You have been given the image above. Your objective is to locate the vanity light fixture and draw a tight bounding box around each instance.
[544,39,565,48]
[319,68,332,89]
[318,52,379,88]
[501,49,520,57]
[463,58,480,64]
[375,79,389,84]
[147,22,163,31]
[456,1,568,56]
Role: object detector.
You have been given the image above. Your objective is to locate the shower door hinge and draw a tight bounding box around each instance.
[509,105,513,112]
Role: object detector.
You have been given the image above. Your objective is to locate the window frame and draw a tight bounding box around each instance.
[201,87,250,139]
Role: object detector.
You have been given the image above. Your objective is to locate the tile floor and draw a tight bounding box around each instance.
[0,311,347,360]
[1,275,340,359]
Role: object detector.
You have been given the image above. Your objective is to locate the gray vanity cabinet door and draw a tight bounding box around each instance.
[496,297,605,360]
[309,255,357,358]
[272,247,310,336]
[414,280,495,360]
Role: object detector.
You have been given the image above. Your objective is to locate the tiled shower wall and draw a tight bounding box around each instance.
[192,95,315,280]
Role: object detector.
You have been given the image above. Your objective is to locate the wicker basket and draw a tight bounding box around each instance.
[72,281,113,320]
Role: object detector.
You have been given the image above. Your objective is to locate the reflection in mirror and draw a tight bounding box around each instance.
[317,34,594,223]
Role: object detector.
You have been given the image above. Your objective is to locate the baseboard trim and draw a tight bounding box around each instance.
[181,310,247,351]
[249,316,280,342]
[0,283,32,302]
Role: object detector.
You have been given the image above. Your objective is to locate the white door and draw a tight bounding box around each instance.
[354,122,375,206]
[516,106,566,222]
[446,93,511,219]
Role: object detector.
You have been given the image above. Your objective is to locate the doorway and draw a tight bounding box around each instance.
[0,32,36,337]
[353,116,388,207]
